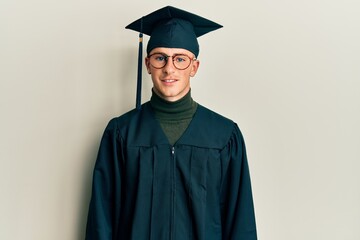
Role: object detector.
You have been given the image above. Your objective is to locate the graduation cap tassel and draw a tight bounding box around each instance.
[135,19,143,110]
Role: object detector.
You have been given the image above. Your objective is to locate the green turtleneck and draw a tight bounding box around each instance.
[150,89,198,145]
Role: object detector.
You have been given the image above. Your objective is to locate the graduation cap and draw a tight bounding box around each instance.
[125,6,223,109]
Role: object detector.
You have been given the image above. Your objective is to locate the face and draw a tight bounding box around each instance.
[145,47,200,102]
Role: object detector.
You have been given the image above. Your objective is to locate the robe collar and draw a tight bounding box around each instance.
[126,102,233,149]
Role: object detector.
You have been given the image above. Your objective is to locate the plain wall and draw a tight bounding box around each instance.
[1,0,359,239]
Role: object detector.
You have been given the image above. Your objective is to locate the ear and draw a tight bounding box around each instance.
[145,57,151,74]
[190,60,200,77]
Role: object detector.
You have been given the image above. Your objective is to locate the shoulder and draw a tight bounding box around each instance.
[104,102,160,144]
[197,104,234,126]
[103,104,144,134]
[199,105,247,150]
[110,107,139,126]
[183,104,242,149]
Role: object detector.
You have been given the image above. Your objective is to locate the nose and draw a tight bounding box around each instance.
[163,56,176,74]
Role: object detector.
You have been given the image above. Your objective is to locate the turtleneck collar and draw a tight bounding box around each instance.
[150,89,198,121]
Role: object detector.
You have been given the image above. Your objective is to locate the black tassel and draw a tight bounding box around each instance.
[136,19,143,110]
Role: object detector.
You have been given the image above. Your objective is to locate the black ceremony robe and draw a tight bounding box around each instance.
[86,102,257,240]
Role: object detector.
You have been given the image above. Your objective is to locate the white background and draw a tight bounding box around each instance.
[1,0,359,239]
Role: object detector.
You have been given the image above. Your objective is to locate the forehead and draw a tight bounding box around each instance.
[149,47,195,56]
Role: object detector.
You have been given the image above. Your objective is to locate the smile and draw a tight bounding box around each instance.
[162,79,177,83]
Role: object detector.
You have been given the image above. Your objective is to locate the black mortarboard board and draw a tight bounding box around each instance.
[125,6,222,109]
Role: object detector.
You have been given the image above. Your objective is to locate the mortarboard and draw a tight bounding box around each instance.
[125,6,222,109]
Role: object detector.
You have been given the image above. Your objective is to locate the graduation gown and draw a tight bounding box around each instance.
[85,102,257,240]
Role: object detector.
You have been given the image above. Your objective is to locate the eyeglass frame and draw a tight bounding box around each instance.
[146,52,197,70]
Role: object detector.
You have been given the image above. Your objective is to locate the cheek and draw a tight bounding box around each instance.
[150,71,161,83]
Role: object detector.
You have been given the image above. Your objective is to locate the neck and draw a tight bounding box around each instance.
[150,88,197,121]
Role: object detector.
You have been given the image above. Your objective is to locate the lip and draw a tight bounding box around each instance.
[161,79,178,85]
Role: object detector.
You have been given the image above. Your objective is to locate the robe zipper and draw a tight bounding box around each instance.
[170,146,175,240]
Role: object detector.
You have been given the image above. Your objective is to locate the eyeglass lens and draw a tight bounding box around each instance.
[149,53,192,70]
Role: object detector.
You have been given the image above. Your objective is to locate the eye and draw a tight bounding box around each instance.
[153,54,166,62]
[174,55,188,63]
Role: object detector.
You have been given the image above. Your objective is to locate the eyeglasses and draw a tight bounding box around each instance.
[147,53,196,70]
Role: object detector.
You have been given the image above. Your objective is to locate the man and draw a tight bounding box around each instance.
[86,6,257,240]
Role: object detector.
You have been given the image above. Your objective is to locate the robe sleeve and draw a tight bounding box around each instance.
[220,124,257,240]
[85,119,123,240]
